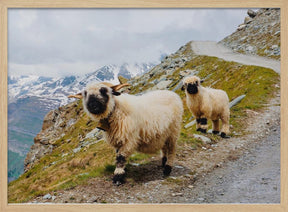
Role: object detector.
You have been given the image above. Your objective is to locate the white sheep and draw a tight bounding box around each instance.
[182,76,230,138]
[69,82,183,185]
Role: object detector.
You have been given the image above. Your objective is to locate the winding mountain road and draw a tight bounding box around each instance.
[188,41,281,203]
[191,41,280,73]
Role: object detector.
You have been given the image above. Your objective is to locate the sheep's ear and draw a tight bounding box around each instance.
[110,83,130,91]
[68,92,83,99]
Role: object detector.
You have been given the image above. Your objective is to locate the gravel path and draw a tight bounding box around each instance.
[191,41,280,73]
[181,123,280,203]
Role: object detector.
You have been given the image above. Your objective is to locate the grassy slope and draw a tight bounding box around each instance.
[8,42,279,203]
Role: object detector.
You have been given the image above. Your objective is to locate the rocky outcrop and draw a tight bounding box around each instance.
[128,44,193,93]
[247,9,257,18]
[219,8,280,59]
[24,101,85,172]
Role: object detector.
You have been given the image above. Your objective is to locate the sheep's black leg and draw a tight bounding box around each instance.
[196,118,207,133]
[162,144,172,176]
[196,118,202,132]
[161,143,169,167]
[212,120,220,134]
[163,137,175,176]
[162,148,171,175]
[113,154,126,185]
[162,156,167,167]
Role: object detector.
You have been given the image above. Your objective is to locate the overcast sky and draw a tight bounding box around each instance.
[8,8,249,77]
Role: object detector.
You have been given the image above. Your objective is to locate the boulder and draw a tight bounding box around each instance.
[247,9,257,18]
[244,16,253,24]
[172,81,184,92]
[274,31,280,36]
[155,80,172,90]
[43,194,52,200]
[246,45,254,52]
[193,134,212,144]
[229,95,246,108]
[271,45,279,50]
[237,24,246,31]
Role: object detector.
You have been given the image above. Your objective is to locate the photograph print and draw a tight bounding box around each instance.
[7,8,280,204]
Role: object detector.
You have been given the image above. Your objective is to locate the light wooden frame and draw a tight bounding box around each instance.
[0,0,287,212]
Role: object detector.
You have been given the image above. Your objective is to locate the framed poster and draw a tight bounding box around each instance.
[0,0,287,212]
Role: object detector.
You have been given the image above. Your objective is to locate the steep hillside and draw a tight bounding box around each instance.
[8,41,279,203]
[219,8,280,59]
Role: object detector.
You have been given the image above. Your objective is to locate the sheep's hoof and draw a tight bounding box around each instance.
[212,130,220,135]
[113,174,125,186]
[162,156,167,167]
[197,128,207,133]
[163,165,172,176]
[220,132,230,138]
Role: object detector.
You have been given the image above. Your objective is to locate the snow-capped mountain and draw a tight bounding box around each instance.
[8,63,154,107]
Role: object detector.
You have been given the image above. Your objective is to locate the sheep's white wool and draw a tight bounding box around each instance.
[114,167,126,175]
[183,76,230,135]
[82,82,183,176]
[106,90,183,155]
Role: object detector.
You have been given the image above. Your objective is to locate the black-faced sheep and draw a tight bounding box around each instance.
[69,82,183,185]
[182,76,230,138]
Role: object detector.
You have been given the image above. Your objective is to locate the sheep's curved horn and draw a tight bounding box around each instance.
[110,83,130,91]
[68,92,83,99]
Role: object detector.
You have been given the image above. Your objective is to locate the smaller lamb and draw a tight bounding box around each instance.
[182,76,230,138]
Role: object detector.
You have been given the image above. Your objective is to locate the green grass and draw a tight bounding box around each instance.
[128,153,152,164]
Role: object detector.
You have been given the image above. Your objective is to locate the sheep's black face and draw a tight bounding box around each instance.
[187,83,198,94]
[86,87,109,115]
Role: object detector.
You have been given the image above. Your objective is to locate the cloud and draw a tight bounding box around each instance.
[8,8,249,77]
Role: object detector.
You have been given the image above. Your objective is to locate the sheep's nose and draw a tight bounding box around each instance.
[87,95,105,114]
[187,83,198,94]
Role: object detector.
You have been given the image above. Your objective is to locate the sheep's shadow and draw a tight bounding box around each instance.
[124,160,192,183]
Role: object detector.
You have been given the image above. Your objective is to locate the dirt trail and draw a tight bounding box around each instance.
[188,124,280,203]
[191,41,280,73]
[174,118,280,203]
